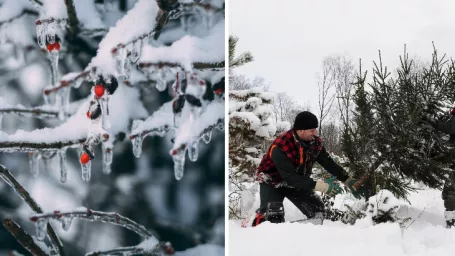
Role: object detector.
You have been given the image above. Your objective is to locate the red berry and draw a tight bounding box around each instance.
[199,80,205,86]
[214,88,223,94]
[80,153,90,164]
[94,84,105,98]
[46,42,60,52]
[451,108,455,115]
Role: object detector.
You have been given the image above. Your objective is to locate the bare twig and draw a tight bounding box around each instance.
[64,0,80,40]
[28,0,43,6]
[2,219,48,256]
[0,164,65,256]
[30,209,155,238]
[0,9,38,26]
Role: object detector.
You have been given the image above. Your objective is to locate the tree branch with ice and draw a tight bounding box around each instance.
[0,164,65,256]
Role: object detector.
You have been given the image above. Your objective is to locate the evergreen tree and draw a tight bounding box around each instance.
[345,46,455,200]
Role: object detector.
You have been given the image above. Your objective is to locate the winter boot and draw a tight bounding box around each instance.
[265,202,285,224]
[445,210,455,228]
[251,210,265,227]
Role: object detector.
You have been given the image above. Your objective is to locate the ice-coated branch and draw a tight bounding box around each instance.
[138,61,225,71]
[0,9,38,26]
[129,126,169,140]
[0,107,64,119]
[85,241,174,256]
[43,70,91,96]
[0,138,86,152]
[0,164,65,256]
[79,28,108,38]
[64,0,80,39]
[30,208,154,238]
[2,219,48,256]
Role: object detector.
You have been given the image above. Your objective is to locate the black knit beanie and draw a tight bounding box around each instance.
[293,111,318,130]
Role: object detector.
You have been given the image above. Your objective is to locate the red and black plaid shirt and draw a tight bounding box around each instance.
[256,129,322,187]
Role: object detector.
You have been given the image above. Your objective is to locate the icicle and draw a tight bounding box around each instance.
[129,39,142,63]
[172,149,186,180]
[58,148,67,183]
[100,97,111,130]
[155,70,167,91]
[132,136,143,158]
[188,141,199,162]
[56,86,69,121]
[46,22,56,45]
[29,152,40,177]
[123,58,132,79]
[36,22,46,48]
[102,144,112,175]
[49,50,59,86]
[131,120,144,158]
[0,114,3,128]
[35,219,47,241]
[81,160,91,182]
[202,131,212,144]
[61,217,73,231]
[115,47,124,75]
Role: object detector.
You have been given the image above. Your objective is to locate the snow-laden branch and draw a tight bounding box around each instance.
[43,69,91,96]
[0,164,65,256]
[29,208,155,238]
[138,20,224,72]
[2,219,48,256]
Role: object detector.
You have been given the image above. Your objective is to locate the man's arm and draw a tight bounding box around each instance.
[316,146,349,182]
[271,147,316,192]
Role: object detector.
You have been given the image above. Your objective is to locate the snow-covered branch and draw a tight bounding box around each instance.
[0,164,64,255]
[2,219,48,256]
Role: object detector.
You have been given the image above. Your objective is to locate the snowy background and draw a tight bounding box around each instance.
[0,0,225,255]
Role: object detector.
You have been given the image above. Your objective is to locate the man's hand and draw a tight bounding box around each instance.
[344,177,366,199]
[314,176,344,196]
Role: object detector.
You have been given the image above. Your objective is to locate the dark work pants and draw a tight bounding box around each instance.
[442,182,455,213]
[258,183,325,220]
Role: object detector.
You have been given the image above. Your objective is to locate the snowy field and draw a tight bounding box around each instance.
[230,188,455,256]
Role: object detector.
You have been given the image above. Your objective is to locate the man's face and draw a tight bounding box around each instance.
[296,128,317,141]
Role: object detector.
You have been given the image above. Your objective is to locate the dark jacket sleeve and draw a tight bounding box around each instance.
[316,146,349,182]
[271,147,316,192]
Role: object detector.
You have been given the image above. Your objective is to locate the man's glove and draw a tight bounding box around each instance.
[344,177,366,199]
[314,176,344,196]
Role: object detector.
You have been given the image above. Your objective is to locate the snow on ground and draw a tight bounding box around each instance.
[230,188,455,256]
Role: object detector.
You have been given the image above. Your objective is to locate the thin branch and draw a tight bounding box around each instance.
[129,126,169,140]
[0,9,38,26]
[0,138,86,152]
[2,219,48,256]
[64,0,80,40]
[0,107,64,119]
[30,209,155,238]
[43,70,91,96]
[0,164,65,256]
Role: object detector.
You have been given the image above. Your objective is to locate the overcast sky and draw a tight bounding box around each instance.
[229,0,455,112]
